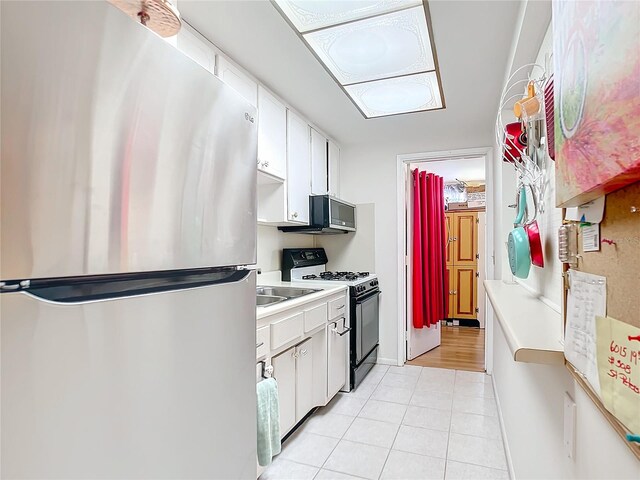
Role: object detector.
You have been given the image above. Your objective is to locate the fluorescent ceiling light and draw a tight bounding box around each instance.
[345,71,441,117]
[274,0,444,118]
[274,0,422,33]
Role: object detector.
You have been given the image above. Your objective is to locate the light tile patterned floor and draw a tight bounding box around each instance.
[260,365,510,480]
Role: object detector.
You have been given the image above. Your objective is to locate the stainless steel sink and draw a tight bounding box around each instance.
[257,294,287,307]
[256,286,321,299]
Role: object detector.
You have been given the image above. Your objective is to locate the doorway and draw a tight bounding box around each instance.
[396,148,493,373]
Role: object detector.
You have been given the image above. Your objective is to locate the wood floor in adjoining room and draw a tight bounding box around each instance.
[408,325,485,372]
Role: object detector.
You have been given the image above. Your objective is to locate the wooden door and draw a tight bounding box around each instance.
[295,338,314,422]
[271,346,296,436]
[445,213,454,266]
[446,266,455,319]
[453,212,478,266]
[453,266,477,319]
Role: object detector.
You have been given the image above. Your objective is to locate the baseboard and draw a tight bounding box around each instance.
[492,374,516,479]
[376,357,400,366]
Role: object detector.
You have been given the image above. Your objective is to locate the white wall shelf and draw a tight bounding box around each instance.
[484,280,563,365]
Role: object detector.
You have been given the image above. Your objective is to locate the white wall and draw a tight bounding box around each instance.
[316,203,376,274]
[340,135,491,365]
[493,315,640,479]
[491,14,640,480]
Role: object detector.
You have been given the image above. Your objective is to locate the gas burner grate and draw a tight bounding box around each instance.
[304,271,372,281]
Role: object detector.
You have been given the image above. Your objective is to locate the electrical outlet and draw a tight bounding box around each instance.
[564,392,576,459]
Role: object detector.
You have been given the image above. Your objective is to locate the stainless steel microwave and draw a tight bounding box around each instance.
[279,195,356,234]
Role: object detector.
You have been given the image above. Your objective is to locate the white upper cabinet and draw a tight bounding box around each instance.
[286,110,311,224]
[175,26,216,74]
[328,140,340,197]
[310,128,328,196]
[216,55,258,108]
[257,86,287,180]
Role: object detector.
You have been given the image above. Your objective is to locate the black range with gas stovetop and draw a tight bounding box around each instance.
[282,248,380,390]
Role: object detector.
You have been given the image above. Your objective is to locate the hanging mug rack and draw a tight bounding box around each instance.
[496,62,549,217]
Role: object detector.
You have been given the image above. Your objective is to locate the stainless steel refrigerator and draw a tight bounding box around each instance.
[1,2,258,478]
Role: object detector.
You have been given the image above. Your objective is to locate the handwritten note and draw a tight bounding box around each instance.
[596,316,640,435]
[564,270,607,395]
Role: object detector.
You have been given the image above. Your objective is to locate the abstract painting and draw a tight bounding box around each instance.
[552,0,640,207]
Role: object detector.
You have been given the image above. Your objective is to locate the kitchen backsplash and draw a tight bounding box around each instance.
[256,225,314,274]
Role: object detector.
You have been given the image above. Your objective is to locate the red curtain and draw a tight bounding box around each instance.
[412,170,447,329]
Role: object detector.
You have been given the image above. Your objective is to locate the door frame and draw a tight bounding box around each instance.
[396,147,495,368]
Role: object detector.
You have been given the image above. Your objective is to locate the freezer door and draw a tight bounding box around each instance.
[1,1,257,279]
[1,270,257,479]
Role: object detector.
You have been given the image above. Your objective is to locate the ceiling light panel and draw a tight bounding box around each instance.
[274,0,422,33]
[303,6,434,85]
[273,0,444,118]
[344,71,442,117]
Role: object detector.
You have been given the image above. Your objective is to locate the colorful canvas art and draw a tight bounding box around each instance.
[552,1,640,207]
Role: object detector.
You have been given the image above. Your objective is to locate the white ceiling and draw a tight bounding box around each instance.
[179,0,521,148]
[412,157,485,183]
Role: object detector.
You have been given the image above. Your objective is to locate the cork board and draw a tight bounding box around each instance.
[564,180,640,460]
[576,180,640,328]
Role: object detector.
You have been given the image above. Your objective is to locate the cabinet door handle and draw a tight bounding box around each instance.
[453,290,457,295]
[292,212,298,218]
[336,326,351,336]
[336,304,345,309]
[256,342,264,349]
[299,348,308,356]
[264,161,269,167]
[331,321,351,336]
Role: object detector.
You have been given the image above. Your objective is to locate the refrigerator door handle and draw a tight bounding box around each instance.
[5,269,253,305]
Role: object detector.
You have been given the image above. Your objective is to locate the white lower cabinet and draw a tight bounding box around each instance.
[259,291,348,438]
[327,317,348,398]
[271,347,296,435]
[271,338,314,436]
[294,338,314,421]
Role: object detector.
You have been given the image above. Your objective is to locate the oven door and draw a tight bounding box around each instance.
[354,290,380,364]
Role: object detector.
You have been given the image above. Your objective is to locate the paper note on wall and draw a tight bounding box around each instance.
[564,270,607,394]
[565,196,605,224]
[596,316,640,435]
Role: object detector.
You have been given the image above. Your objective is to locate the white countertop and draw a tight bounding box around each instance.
[484,280,564,365]
[256,280,347,320]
